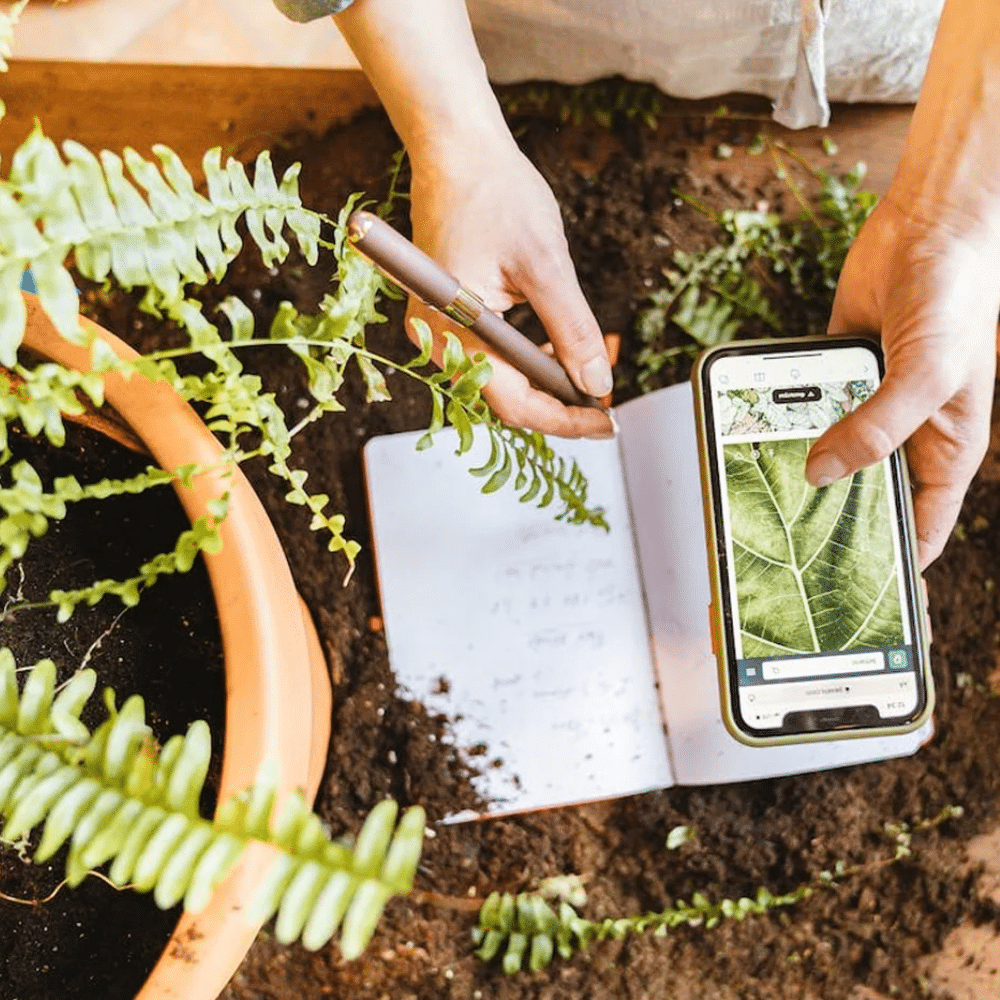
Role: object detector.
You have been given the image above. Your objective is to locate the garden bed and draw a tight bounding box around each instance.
[7,65,1000,1000]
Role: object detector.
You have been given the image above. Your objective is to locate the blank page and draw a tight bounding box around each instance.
[364,429,674,816]
[616,383,932,786]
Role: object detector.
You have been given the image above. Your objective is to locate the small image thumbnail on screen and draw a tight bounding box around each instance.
[717,379,875,438]
[722,435,905,658]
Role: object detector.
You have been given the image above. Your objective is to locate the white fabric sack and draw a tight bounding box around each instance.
[466,0,944,128]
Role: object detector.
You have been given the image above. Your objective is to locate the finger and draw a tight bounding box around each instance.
[540,331,619,362]
[408,298,613,439]
[906,375,993,566]
[513,249,613,399]
[542,332,620,405]
[482,367,614,439]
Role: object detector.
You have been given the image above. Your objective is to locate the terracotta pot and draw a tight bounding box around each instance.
[21,293,333,1000]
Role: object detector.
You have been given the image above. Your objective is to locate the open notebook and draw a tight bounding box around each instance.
[363,383,932,819]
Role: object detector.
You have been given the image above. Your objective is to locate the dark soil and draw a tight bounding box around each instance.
[0,423,226,1000]
[13,91,1000,1000]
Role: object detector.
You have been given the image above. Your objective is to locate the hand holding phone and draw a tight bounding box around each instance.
[693,338,934,746]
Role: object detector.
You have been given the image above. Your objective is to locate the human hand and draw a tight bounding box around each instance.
[805,195,1000,566]
[406,135,615,439]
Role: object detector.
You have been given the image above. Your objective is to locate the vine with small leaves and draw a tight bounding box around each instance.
[473,805,965,974]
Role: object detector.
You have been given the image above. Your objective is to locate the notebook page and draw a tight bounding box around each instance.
[363,428,673,816]
[616,382,931,786]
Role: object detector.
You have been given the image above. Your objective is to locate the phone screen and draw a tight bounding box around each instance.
[702,340,927,738]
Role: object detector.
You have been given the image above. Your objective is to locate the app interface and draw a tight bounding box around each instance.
[708,346,919,733]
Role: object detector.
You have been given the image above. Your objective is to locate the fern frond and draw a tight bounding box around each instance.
[0,650,425,957]
[0,360,106,450]
[3,185,603,592]
[0,454,187,600]
[406,336,607,528]
[0,123,323,361]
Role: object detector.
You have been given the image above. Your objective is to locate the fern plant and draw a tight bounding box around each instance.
[0,649,424,957]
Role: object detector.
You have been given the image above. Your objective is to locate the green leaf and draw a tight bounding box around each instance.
[441,332,466,379]
[0,263,26,366]
[340,879,393,960]
[447,402,474,455]
[450,357,492,403]
[351,798,397,877]
[407,316,435,368]
[427,387,445,436]
[218,297,256,342]
[468,433,500,478]
[481,446,513,494]
[355,354,391,403]
[723,439,904,656]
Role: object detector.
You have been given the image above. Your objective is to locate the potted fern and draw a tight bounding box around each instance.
[4,152,428,997]
[0,7,604,997]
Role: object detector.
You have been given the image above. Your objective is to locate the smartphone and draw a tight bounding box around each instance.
[692,337,934,746]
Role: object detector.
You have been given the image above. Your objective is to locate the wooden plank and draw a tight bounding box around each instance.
[0,60,912,197]
[0,60,379,176]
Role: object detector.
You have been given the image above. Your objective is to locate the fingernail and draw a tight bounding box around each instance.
[581,355,613,397]
[807,452,848,488]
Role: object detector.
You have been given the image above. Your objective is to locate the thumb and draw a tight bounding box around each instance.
[514,253,613,399]
[804,358,946,487]
[807,259,924,485]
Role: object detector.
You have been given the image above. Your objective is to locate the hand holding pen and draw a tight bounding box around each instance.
[347,198,616,440]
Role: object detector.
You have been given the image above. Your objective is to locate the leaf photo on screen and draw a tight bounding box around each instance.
[724,438,905,658]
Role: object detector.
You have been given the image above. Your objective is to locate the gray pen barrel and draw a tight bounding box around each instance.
[347,210,601,410]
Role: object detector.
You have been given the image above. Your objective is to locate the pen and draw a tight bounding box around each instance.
[346,210,606,412]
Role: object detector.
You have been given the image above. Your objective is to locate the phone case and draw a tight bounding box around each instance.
[691,338,935,747]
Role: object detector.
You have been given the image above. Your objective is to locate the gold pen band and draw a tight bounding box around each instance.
[443,286,485,327]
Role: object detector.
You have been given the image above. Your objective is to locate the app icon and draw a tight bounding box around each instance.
[888,650,907,669]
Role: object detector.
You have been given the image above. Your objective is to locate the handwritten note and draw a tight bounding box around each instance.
[364,429,673,814]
